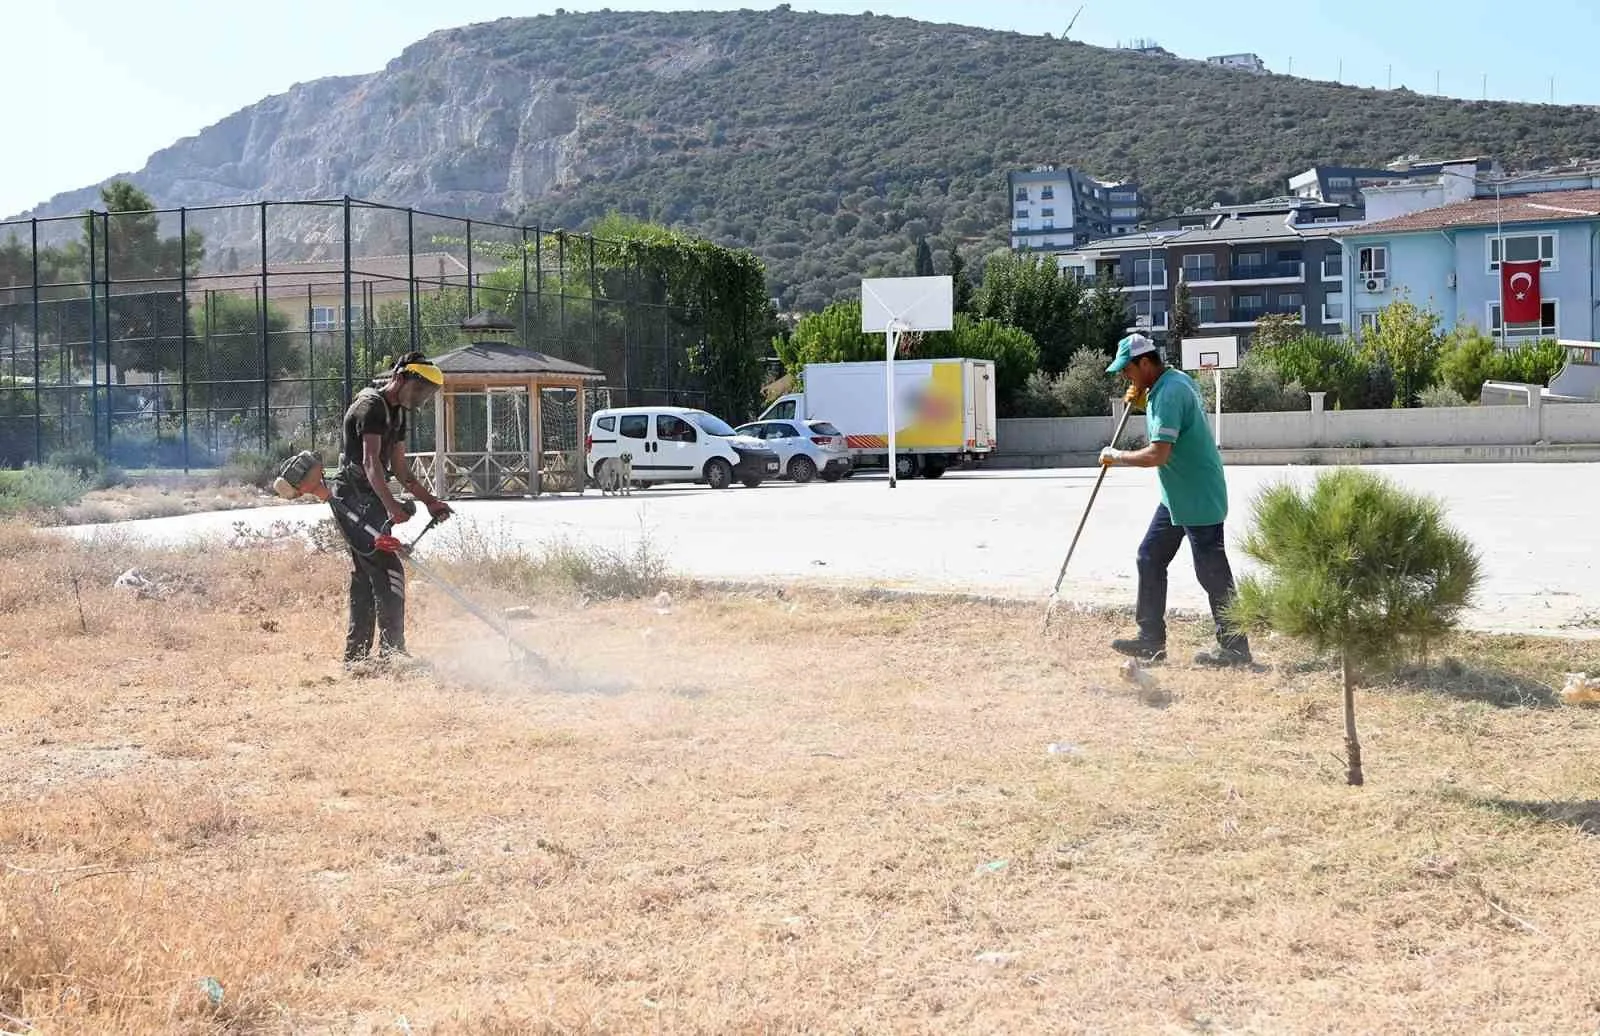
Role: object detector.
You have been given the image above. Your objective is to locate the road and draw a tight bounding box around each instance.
[56,463,1600,637]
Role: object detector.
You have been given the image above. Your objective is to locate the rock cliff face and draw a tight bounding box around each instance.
[11,8,1600,307]
[14,30,597,230]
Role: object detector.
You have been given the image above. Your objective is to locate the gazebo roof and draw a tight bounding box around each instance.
[431,341,606,381]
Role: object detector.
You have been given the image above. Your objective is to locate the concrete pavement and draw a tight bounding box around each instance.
[55,463,1600,638]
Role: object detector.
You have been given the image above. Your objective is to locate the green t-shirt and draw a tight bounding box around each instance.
[1145,368,1228,527]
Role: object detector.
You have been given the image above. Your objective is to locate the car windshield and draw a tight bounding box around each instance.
[808,421,842,436]
[690,411,738,438]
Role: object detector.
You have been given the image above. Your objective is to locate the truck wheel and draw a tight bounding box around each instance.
[922,460,947,479]
[788,456,817,484]
[704,458,733,490]
[894,454,920,479]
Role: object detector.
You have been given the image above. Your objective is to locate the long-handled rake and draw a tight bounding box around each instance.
[1040,400,1137,636]
[273,451,553,672]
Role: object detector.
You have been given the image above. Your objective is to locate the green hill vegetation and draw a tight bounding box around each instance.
[493,8,1600,309]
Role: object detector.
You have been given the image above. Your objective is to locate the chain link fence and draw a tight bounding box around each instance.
[0,198,711,470]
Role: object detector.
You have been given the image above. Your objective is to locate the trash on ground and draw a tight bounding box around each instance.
[1560,672,1600,705]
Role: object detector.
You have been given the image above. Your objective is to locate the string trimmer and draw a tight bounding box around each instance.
[273,450,552,672]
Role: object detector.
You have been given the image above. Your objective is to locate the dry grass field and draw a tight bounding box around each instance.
[2,516,1599,1034]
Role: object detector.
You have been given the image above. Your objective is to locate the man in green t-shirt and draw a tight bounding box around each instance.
[1097,333,1252,667]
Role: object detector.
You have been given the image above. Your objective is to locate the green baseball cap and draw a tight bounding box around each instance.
[1106,333,1159,374]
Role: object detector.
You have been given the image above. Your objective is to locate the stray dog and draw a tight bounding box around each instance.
[600,452,633,496]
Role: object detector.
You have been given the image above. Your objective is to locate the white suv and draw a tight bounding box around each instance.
[586,406,780,490]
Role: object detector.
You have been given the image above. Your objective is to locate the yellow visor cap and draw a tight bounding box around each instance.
[402,362,444,386]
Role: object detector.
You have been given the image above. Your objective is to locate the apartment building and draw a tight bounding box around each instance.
[1057,198,1359,344]
[1334,188,1600,343]
[1008,165,1147,251]
[1289,156,1500,207]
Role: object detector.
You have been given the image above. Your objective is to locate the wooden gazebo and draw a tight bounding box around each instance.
[406,338,606,499]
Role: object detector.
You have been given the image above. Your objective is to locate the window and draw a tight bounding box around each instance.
[1358,311,1380,332]
[1040,187,1054,200]
[311,306,337,331]
[1357,246,1388,278]
[597,415,616,432]
[1131,257,1164,286]
[1490,300,1558,340]
[1132,299,1166,328]
[1014,208,1028,219]
[619,415,648,439]
[1042,220,1055,230]
[1323,293,1345,322]
[1322,253,1343,279]
[1015,188,1029,201]
[344,306,364,328]
[1277,292,1303,310]
[656,414,698,442]
[1236,252,1265,269]
[1182,254,1216,281]
[1488,232,1557,271]
[1041,208,1055,218]
[807,421,843,437]
[768,400,796,420]
[1191,296,1218,324]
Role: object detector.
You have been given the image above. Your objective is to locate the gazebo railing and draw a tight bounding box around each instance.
[406,448,587,498]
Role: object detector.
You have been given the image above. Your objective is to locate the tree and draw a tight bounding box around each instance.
[1080,274,1131,354]
[972,250,1083,373]
[1436,322,1498,401]
[946,243,975,316]
[1229,469,1481,785]
[1169,278,1197,353]
[914,237,935,277]
[1363,297,1440,407]
[924,314,1040,413]
[191,292,300,412]
[777,298,881,372]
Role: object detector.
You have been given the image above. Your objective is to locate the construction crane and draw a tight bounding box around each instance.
[1062,5,1084,40]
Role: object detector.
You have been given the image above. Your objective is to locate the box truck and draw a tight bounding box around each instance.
[756,358,997,479]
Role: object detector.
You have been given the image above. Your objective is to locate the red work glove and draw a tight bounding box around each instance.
[374,533,404,554]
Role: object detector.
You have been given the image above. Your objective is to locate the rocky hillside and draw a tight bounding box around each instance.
[14,8,1600,309]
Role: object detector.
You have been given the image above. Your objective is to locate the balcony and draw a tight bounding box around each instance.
[1321,259,1343,282]
[1130,311,1169,332]
[1199,305,1306,329]
[1118,270,1168,291]
[1182,261,1306,287]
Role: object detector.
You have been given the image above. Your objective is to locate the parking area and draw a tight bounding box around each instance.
[61,462,1600,637]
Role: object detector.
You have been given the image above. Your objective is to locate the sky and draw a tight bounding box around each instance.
[5,0,1598,216]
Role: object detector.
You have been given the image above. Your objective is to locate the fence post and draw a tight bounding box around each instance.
[258,202,270,452]
[30,218,41,464]
[343,197,354,405]
[520,225,530,350]
[87,211,99,453]
[1528,384,1544,444]
[407,206,418,354]
[180,208,191,472]
[588,236,599,371]
[466,217,474,314]
[1309,391,1327,446]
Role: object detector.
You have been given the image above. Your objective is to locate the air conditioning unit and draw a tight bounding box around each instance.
[1364,276,1388,292]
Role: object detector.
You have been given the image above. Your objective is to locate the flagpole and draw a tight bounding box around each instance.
[1496,177,1504,345]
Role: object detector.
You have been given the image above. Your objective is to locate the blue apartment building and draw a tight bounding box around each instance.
[1335,189,1600,342]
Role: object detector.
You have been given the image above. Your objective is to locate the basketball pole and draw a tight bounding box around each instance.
[1213,365,1223,447]
[886,318,905,488]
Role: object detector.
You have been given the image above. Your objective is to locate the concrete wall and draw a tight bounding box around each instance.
[994,392,1600,466]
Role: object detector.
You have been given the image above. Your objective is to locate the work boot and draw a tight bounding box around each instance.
[1110,636,1167,663]
[1194,645,1253,667]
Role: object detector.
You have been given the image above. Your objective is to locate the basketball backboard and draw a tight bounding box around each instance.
[861,276,954,333]
[1181,335,1240,372]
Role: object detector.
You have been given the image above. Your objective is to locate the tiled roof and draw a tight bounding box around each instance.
[1344,189,1600,235]
[195,252,472,299]
[432,341,605,380]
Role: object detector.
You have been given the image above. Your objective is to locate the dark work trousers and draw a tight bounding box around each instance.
[328,474,406,662]
[1135,503,1250,653]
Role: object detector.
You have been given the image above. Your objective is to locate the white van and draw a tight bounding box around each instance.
[585,406,780,490]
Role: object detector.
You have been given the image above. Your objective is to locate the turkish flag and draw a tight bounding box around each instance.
[1502,259,1542,324]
